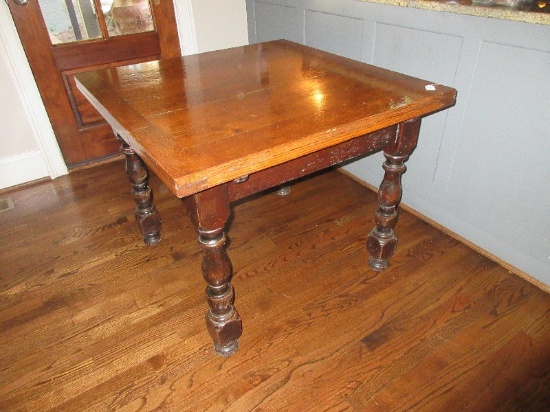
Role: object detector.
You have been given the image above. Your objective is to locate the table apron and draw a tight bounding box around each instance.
[227,125,397,202]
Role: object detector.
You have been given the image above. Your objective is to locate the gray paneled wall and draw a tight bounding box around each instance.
[246,0,550,285]
[304,10,364,60]
[250,0,303,42]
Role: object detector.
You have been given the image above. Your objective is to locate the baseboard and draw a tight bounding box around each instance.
[0,150,49,190]
[338,168,550,294]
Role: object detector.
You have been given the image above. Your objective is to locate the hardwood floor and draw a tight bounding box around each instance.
[0,159,548,411]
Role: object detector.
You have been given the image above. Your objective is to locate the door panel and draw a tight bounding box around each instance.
[65,71,105,126]
[7,0,180,166]
[63,56,152,128]
[39,0,103,43]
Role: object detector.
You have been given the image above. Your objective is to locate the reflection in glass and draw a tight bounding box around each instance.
[104,0,154,37]
[38,0,101,44]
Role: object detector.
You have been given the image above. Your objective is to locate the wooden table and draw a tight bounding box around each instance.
[76,40,456,356]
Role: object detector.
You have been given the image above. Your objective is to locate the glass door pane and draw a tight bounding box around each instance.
[38,0,101,44]
[39,0,155,45]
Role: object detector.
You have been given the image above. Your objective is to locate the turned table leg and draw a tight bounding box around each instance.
[185,185,242,356]
[119,138,162,246]
[367,119,421,271]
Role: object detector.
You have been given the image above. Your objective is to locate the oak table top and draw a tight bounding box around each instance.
[75,40,456,198]
[76,40,456,356]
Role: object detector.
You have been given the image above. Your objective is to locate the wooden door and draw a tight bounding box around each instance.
[6,0,181,166]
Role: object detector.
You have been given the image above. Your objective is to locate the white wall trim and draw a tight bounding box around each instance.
[174,0,199,55]
[0,150,49,189]
[0,3,68,180]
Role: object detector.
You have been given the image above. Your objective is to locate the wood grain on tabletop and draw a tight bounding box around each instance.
[75,40,456,197]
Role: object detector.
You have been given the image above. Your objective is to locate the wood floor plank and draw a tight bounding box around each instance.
[0,159,548,411]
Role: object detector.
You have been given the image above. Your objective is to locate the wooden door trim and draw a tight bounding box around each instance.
[151,0,181,59]
[173,0,199,55]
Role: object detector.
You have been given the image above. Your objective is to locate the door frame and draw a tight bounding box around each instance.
[1,0,198,180]
[1,2,67,179]
[175,0,198,56]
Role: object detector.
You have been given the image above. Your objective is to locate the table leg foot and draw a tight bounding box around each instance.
[367,224,398,271]
[369,257,389,272]
[142,231,161,246]
[119,138,162,245]
[215,341,239,357]
[208,306,241,356]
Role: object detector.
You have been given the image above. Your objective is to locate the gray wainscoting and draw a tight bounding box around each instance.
[246,0,550,285]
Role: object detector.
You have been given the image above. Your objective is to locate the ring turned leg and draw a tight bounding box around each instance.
[186,186,242,356]
[367,119,421,271]
[119,138,162,246]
